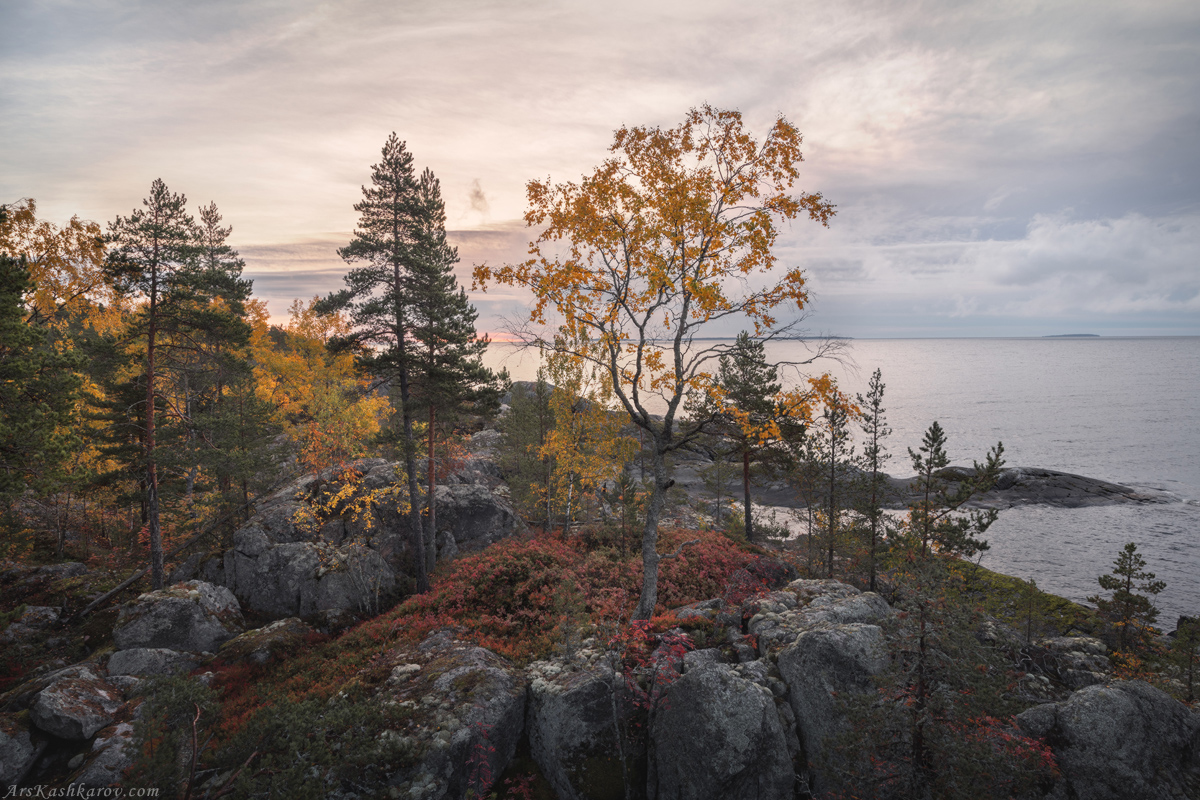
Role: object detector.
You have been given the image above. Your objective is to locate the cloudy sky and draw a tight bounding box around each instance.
[3,0,1198,337]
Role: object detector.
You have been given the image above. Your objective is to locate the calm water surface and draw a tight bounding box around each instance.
[484,337,1200,622]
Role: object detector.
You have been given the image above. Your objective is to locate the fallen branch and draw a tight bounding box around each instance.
[70,497,260,622]
[211,750,259,799]
[659,539,700,561]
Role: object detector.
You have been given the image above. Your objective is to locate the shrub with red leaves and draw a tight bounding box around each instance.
[391,527,759,663]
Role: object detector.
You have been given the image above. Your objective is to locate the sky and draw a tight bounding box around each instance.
[3,0,1199,338]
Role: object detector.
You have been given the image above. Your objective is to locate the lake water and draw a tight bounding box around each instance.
[483,337,1200,624]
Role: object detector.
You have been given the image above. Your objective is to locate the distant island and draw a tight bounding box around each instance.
[1043,333,1100,338]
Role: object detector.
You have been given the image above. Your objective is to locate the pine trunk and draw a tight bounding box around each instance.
[427,404,437,567]
[146,266,163,590]
[742,448,753,542]
[397,301,428,593]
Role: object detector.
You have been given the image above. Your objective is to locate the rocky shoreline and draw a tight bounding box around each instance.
[3,574,1198,798]
[667,450,1175,514]
[2,435,1197,797]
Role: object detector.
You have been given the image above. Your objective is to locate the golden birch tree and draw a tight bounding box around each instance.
[474,105,836,618]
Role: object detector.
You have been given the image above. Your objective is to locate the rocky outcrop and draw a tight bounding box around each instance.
[216,457,522,620]
[749,579,891,654]
[777,623,889,792]
[113,580,243,654]
[433,483,523,555]
[29,665,124,740]
[70,721,135,789]
[904,466,1171,509]
[526,653,625,800]
[1,713,42,786]
[650,662,794,800]
[0,605,61,645]
[1037,636,1111,689]
[106,647,198,677]
[378,631,529,799]
[1016,680,1200,799]
[669,443,1173,513]
[223,535,396,619]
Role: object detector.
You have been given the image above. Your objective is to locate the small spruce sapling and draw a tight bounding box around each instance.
[1088,542,1165,653]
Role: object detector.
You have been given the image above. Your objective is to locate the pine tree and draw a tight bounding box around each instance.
[104,180,198,588]
[1088,542,1165,653]
[808,391,856,577]
[715,332,782,543]
[405,168,506,574]
[855,368,892,591]
[0,252,82,506]
[907,421,1004,559]
[321,134,428,588]
[158,201,254,524]
[105,186,253,586]
[325,134,501,591]
[888,423,1006,791]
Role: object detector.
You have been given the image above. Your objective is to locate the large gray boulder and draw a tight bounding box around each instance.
[113,580,243,653]
[1,714,41,786]
[649,662,794,800]
[777,623,888,793]
[222,534,397,619]
[526,655,626,800]
[749,579,890,654]
[1016,680,1200,799]
[380,632,528,799]
[433,483,524,553]
[29,666,124,740]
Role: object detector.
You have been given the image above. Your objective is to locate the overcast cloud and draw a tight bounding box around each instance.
[2,0,1197,336]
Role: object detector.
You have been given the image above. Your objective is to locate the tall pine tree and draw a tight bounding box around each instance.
[407,167,505,575]
[105,183,251,587]
[326,134,502,591]
[104,180,197,588]
[855,368,892,591]
[0,251,82,506]
[715,332,782,543]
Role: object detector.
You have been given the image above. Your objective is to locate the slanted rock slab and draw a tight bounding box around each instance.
[217,617,316,666]
[527,654,625,800]
[70,721,135,789]
[777,622,888,793]
[113,580,243,653]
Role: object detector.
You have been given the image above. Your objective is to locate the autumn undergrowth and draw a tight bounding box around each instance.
[206,526,761,741]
